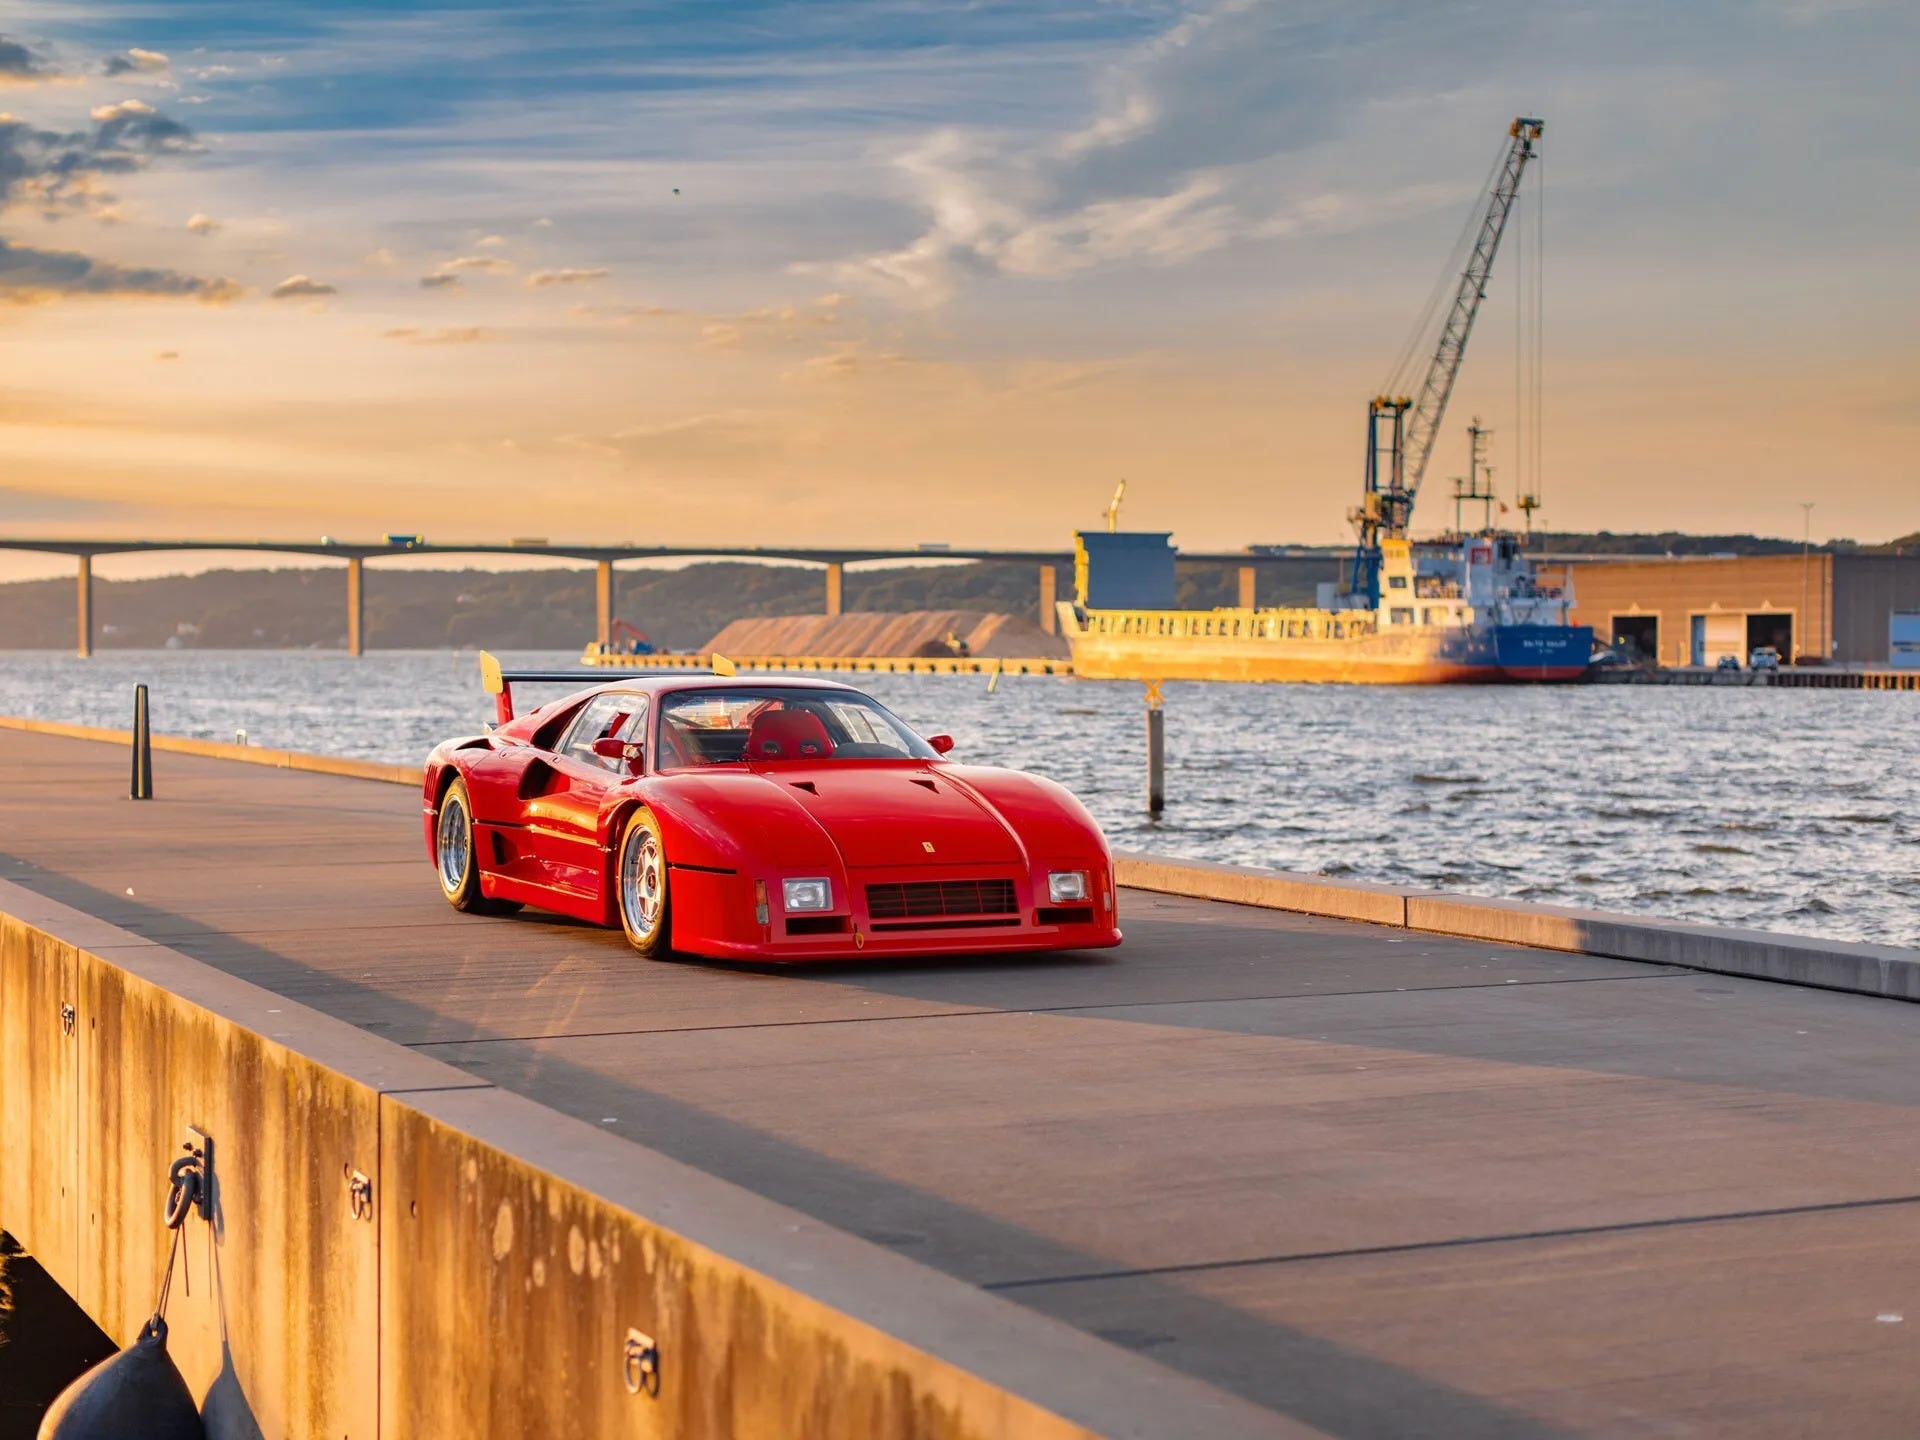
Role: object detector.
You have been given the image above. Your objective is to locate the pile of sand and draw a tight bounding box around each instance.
[703,610,1070,660]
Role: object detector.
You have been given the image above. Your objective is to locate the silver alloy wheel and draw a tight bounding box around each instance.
[436,793,470,894]
[620,826,664,940]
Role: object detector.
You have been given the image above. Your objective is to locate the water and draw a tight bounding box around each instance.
[1,650,1914,947]
[0,1234,115,1439]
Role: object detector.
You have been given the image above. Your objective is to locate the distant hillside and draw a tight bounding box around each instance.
[1524,530,1863,556]
[0,560,1331,651]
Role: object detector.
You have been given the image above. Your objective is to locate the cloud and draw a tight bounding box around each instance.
[0,237,239,303]
[0,34,68,86]
[526,266,608,287]
[784,350,867,382]
[418,272,460,289]
[103,48,170,78]
[571,302,676,325]
[90,99,154,123]
[0,87,238,304]
[779,340,931,385]
[155,349,179,360]
[436,254,513,275]
[0,99,202,221]
[269,273,336,299]
[697,294,851,351]
[567,411,790,473]
[570,293,850,352]
[475,234,507,249]
[817,1,1459,305]
[380,325,499,345]
[185,211,219,235]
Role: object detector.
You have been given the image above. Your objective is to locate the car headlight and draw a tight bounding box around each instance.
[1047,870,1089,904]
[782,877,832,912]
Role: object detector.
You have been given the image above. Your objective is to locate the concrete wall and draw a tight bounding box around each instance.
[1112,853,1920,1004]
[1114,852,1413,927]
[0,715,415,785]
[0,880,1284,1440]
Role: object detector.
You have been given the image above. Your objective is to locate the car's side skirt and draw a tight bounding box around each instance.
[480,867,609,925]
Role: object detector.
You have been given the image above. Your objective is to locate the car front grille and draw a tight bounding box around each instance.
[865,878,1018,922]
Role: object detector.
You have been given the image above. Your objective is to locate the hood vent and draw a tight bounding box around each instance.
[910,778,937,792]
[790,781,818,794]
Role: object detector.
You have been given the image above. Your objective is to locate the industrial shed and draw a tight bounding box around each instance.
[1543,553,1920,666]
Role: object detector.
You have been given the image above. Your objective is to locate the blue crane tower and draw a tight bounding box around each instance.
[1348,117,1544,606]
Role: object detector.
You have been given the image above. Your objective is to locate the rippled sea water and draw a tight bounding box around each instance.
[1,650,1913,946]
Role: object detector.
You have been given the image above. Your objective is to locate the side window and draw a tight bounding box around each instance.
[562,695,644,771]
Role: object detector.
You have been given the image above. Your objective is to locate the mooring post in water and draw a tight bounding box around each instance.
[131,684,153,800]
[1145,679,1165,818]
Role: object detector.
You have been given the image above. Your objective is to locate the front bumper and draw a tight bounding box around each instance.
[667,861,1122,962]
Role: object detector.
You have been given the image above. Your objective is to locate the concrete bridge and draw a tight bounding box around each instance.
[0,537,1349,658]
[4,720,1920,1436]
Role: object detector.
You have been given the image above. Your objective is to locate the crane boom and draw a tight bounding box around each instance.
[1348,117,1542,605]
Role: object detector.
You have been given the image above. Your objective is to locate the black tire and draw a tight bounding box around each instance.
[434,777,523,915]
[614,808,672,957]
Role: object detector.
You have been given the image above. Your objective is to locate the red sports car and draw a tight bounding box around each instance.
[421,655,1122,960]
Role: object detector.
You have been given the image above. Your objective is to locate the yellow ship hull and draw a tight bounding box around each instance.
[1059,605,1589,685]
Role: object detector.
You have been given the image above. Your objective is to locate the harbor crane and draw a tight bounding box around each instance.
[1349,117,1543,604]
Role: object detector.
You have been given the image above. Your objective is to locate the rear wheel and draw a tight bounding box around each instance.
[616,808,671,957]
[435,777,522,915]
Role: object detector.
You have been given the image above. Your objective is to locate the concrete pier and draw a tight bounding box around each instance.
[4,726,1920,1436]
[346,554,365,656]
[595,557,615,650]
[75,554,93,658]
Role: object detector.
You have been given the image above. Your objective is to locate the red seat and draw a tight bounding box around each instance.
[745,708,834,761]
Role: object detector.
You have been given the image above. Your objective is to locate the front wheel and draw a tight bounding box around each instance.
[616,808,671,956]
[435,777,522,915]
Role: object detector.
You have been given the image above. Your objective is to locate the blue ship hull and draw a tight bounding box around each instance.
[1475,624,1593,680]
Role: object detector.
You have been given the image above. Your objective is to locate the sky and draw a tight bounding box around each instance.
[0,0,1914,581]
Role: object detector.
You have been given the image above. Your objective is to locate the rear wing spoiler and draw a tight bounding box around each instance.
[478,650,734,724]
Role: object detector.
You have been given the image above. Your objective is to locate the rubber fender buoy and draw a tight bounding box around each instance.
[38,1315,206,1440]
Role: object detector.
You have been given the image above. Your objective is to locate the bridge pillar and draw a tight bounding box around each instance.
[824,561,844,618]
[346,557,365,657]
[595,561,614,649]
[76,554,93,658]
[1237,564,1256,610]
[1038,564,1057,634]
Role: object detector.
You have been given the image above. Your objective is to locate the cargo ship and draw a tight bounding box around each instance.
[1057,531,1591,685]
[1057,114,1591,685]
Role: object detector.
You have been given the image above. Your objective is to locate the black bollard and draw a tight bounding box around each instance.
[131,684,152,800]
[36,1314,205,1440]
[1145,681,1165,818]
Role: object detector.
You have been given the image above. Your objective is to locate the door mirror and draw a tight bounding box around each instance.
[591,736,644,771]
[928,734,955,755]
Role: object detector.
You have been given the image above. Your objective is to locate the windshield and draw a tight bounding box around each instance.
[656,688,939,767]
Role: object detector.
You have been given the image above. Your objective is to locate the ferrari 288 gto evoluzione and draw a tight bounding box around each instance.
[422,654,1122,961]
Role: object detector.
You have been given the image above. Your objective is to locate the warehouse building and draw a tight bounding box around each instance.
[1543,553,1920,667]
